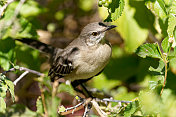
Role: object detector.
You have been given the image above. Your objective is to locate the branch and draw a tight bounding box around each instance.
[92,99,107,117]
[13,71,29,85]
[0,0,14,18]
[2,66,45,76]
[160,61,168,96]
[59,98,92,116]
[1,66,45,85]
[83,103,91,117]
[96,98,132,103]
[40,85,48,116]
[59,96,132,116]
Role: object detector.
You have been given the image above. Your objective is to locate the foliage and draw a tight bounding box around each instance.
[1,0,176,116]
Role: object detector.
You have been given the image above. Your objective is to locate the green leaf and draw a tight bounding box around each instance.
[145,0,167,20]
[0,80,8,98]
[4,104,37,116]
[136,43,162,59]
[45,93,60,117]
[58,83,76,96]
[149,60,165,73]
[5,79,15,102]
[167,1,176,47]
[0,97,6,113]
[148,79,163,91]
[0,2,38,39]
[139,90,161,115]
[124,100,139,117]
[161,37,172,53]
[0,38,15,70]
[15,45,41,70]
[99,0,149,52]
[129,0,157,34]
[20,0,45,17]
[148,81,158,90]
[92,73,121,90]
[36,96,44,115]
[58,105,66,113]
[104,0,125,22]
[14,17,38,38]
[170,57,176,73]
[114,1,148,52]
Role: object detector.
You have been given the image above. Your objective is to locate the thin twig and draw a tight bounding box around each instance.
[40,85,48,117]
[19,67,44,76]
[160,61,168,96]
[83,103,91,117]
[96,98,132,103]
[0,0,14,18]
[59,96,132,116]
[59,98,92,116]
[83,104,89,117]
[1,66,45,86]
[52,79,59,98]
[2,67,45,76]
[13,71,29,85]
[92,99,107,117]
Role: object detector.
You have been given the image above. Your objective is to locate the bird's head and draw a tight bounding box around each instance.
[79,22,116,46]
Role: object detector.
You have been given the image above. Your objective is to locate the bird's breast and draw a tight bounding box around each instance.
[67,43,112,81]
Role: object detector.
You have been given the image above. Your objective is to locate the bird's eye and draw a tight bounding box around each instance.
[92,32,98,36]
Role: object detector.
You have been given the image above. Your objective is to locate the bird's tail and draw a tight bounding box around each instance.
[15,38,55,55]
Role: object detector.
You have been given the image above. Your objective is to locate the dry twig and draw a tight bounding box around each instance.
[2,66,45,85]
[59,96,132,116]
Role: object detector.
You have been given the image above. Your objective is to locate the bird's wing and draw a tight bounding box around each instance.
[48,47,79,81]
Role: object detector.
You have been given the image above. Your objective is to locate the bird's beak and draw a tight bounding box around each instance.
[101,25,117,32]
[106,25,117,31]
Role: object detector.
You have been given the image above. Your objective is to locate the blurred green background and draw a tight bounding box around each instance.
[1,0,176,116]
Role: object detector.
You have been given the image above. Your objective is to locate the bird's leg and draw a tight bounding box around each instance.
[71,78,93,98]
[80,83,94,98]
[73,86,85,95]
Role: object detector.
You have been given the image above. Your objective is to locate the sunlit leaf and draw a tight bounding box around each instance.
[112,0,148,52]
[136,43,162,59]
[0,1,38,39]
[148,79,163,92]
[58,83,76,96]
[148,81,158,90]
[5,79,15,102]
[124,100,139,117]
[58,105,66,113]
[170,57,176,74]
[92,73,121,90]
[161,37,172,53]
[149,60,165,73]
[104,0,125,22]
[145,0,167,20]
[36,96,44,115]
[139,90,161,115]
[0,38,15,70]
[167,1,176,47]
[0,79,8,98]
[0,97,6,113]
[20,0,45,17]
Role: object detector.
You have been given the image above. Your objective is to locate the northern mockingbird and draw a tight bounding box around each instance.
[16,22,116,96]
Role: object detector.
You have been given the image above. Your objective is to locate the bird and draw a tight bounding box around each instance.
[16,22,116,97]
